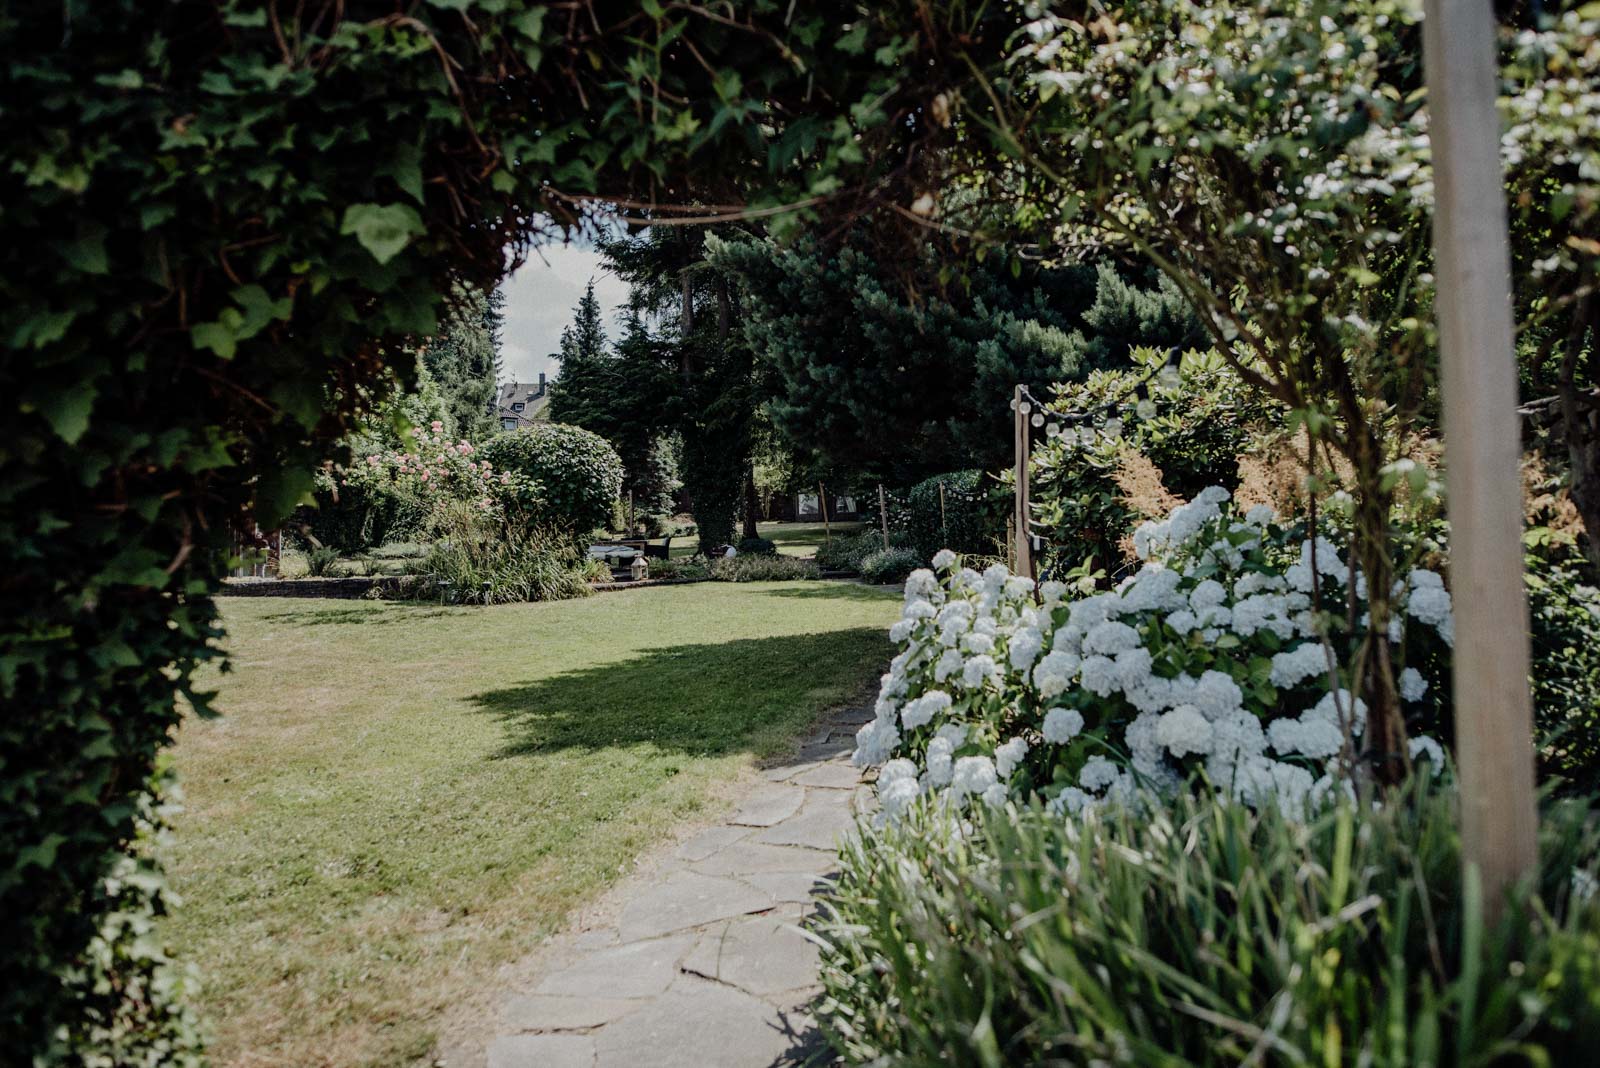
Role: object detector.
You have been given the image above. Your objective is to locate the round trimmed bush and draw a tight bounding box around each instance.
[481,424,623,538]
[737,536,778,556]
[860,547,922,585]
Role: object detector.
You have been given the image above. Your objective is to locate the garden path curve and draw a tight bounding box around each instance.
[476,702,874,1068]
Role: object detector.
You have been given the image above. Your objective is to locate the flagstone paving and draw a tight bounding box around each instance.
[478,705,870,1068]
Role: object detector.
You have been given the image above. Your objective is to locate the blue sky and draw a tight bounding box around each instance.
[498,242,629,387]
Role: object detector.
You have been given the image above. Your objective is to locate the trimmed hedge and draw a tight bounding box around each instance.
[480,424,623,539]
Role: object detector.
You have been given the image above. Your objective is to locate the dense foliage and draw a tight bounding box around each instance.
[860,548,924,586]
[707,234,1089,480]
[2,0,1001,1052]
[479,424,623,541]
[894,470,1005,564]
[819,780,1600,1066]
[550,303,681,522]
[1029,348,1276,576]
[420,285,503,443]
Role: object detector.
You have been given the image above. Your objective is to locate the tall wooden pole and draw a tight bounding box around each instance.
[1013,385,1033,578]
[1423,0,1537,921]
[877,484,891,551]
[817,482,831,543]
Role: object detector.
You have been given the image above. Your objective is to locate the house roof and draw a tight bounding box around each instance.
[495,379,551,428]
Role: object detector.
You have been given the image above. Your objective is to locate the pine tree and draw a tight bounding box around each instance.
[421,283,502,441]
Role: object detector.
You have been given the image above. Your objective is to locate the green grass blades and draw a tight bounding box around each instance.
[162,582,898,1067]
[815,779,1600,1067]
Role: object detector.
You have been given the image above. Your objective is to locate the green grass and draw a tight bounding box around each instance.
[163,581,897,1067]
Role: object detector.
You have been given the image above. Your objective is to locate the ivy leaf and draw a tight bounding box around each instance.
[26,382,97,444]
[340,202,426,265]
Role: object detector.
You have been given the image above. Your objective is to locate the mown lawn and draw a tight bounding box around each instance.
[666,520,866,558]
[163,581,897,1068]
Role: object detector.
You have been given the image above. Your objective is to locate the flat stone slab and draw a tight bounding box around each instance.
[755,800,855,851]
[488,1033,595,1068]
[759,760,824,783]
[535,933,697,999]
[790,763,862,790]
[728,784,807,827]
[675,823,750,862]
[593,976,814,1068]
[617,870,774,942]
[682,917,822,998]
[691,840,833,877]
[737,870,832,905]
[503,993,642,1033]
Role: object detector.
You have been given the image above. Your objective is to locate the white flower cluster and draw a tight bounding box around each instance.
[856,488,1454,823]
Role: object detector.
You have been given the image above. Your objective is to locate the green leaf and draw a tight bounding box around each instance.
[340,202,426,265]
[836,24,868,55]
[28,383,97,444]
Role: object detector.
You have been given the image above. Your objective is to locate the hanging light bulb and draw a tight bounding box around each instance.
[1104,417,1124,438]
[1030,412,1044,428]
[1045,422,1061,437]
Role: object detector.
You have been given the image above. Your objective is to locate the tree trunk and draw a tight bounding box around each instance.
[742,466,761,541]
[1559,298,1600,569]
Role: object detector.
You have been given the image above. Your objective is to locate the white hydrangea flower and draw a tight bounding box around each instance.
[1079,654,1118,697]
[1304,688,1367,735]
[961,632,995,655]
[980,783,1010,808]
[851,715,900,767]
[1154,704,1214,757]
[1189,579,1227,610]
[900,689,952,731]
[931,548,957,570]
[961,654,998,689]
[1004,575,1036,599]
[1244,503,1277,526]
[888,618,917,643]
[1083,620,1142,656]
[1270,641,1328,688]
[1047,786,1094,816]
[949,755,998,801]
[1192,670,1244,720]
[1398,667,1428,703]
[879,758,918,786]
[1406,584,1452,628]
[878,775,921,821]
[1032,649,1081,697]
[1113,647,1154,694]
[925,735,956,786]
[1408,734,1445,772]
[1007,626,1044,671]
[904,599,937,621]
[1042,706,1084,743]
[1165,608,1198,634]
[1234,571,1286,597]
[904,568,939,602]
[1039,579,1068,605]
[1266,716,1344,759]
[995,736,1030,778]
[1080,755,1121,791]
[933,647,964,682]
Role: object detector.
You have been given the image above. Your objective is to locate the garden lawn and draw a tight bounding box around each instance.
[162,580,898,1068]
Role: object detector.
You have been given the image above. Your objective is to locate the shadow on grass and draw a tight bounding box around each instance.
[467,629,888,760]
[259,605,463,627]
[759,583,897,602]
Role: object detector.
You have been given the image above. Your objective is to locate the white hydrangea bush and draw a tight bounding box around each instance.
[854,488,1454,821]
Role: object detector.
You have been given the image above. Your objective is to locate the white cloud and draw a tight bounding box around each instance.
[496,243,629,387]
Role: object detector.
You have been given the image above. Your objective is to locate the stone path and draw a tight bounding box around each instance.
[479,703,874,1068]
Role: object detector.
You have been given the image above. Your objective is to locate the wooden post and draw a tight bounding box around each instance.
[817,482,831,543]
[1423,0,1538,921]
[1013,384,1034,578]
[938,479,948,548]
[877,484,891,551]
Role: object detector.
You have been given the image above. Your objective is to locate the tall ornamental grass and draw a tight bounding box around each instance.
[817,779,1600,1067]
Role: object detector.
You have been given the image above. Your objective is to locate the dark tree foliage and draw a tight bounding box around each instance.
[421,284,503,442]
[0,1,1006,1055]
[707,234,1102,483]
[597,227,766,553]
[550,307,681,519]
